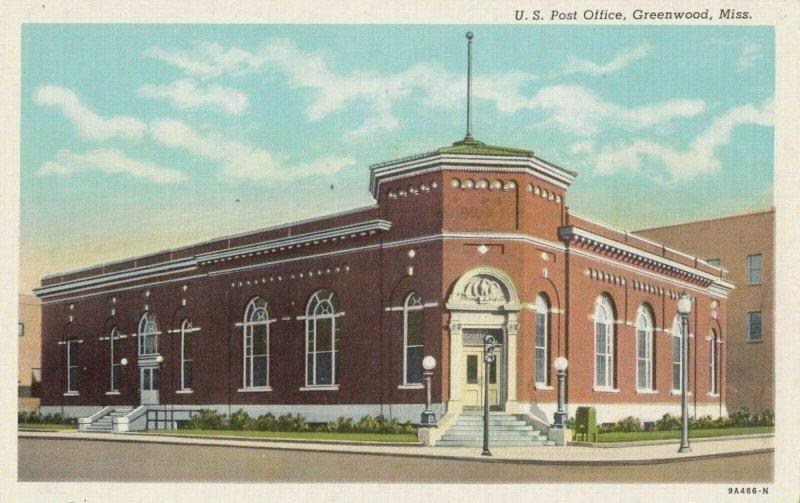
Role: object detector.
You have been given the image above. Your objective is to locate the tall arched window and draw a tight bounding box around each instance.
[110,327,122,391]
[138,312,158,355]
[594,295,615,389]
[243,298,270,389]
[403,292,424,385]
[671,316,683,392]
[305,290,341,387]
[709,329,718,395]
[636,305,654,391]
[534,294,550,386]
[180,319,195,391]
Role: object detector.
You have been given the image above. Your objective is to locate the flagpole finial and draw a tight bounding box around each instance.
[464,31,474,141]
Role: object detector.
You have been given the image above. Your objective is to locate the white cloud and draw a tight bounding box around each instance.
[34,86,146,141]
[592,100,773,183]
[137,79,249,115]
[37,148,187,184]
[145,42,263,80]
[564,43,653,76]
[736,43,762,72]
[528,85,705,136]
[149,118,354,182]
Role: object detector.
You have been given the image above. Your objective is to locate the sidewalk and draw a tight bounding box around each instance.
[18,430,773,465]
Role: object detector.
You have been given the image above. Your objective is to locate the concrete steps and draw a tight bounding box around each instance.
[437,411,555,447]
[84,407,133,433]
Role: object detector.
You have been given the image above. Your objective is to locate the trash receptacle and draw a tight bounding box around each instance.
[574,406,598,442]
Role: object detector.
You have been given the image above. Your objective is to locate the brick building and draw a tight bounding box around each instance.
[35,136,734,436]
[636,210,774,415]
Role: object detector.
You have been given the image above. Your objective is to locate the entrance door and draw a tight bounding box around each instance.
[140,367,159,405]
[461,345,501,410]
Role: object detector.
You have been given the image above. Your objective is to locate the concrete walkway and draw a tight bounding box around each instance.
[18,430,773,465]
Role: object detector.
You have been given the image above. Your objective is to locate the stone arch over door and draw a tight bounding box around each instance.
[445,266,522,415]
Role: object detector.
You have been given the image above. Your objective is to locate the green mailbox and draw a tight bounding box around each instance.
[574,406,598,442]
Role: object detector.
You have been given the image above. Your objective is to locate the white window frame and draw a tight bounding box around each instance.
[243,298,271,389]
[747,254,762,285]
[671,317,683,392]
[180,319,195,391]
[636,306,654,392]
[593,295,615,390]
[138,312,159,356]
[402,292,424,385]
[67,340,79,393]
[709,329,718,396]
[305,289,341,388]
[747,310,762,342]
[109,327,121,392]
[534,294,549,386]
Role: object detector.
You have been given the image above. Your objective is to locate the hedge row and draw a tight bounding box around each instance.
[181,409,417,435]
[570,407,775,433]
[18,410,76,425]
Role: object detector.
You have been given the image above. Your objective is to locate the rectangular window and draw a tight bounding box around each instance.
[706,258,720,267]
[110,333,121,391]
[535,311,547,385]
[709,335,717,394]
[637,329,653,390]
[672,335,682,391]
[181,331,193,390]
[67,340,79,393]
[747,311,762,341]
[404,309,424,384]
[466,354,478,384]
[747,254,762,285]
[18,322,24,337]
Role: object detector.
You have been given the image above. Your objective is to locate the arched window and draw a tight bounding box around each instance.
[534,294,550,386]
[110,327,122,391]
[636,305,654,391]
[243,298,270,388]
[305,289,341,386]
[180,319,194,391]
[671,316,683,392]
[594,295,615,389]
[709,329,718,395]
[403,292,424,385]
[138,312,158,356]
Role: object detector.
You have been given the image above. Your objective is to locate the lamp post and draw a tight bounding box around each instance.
[420,355,437,426]
[677,292,692,453]
[552,356,569,428]
[482,334,496,457]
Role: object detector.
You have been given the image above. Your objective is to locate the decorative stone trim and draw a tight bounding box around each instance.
[397,384,425,390]
[237,387,273,392]
[299,385,339,392]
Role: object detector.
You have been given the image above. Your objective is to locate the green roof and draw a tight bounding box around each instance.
[435,137,535,157]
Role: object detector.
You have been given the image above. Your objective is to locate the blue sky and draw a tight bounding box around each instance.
[20,24,774,293]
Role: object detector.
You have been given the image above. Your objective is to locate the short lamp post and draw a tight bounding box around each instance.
[677,292,692,453]
[420,355,437,427]
[482,334,496,457]
[552,356,569,428]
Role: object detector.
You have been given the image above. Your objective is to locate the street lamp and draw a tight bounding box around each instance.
[552,356,569,428]
[677,292,692,453]
[420,355,437,426]
[482,334,496,457]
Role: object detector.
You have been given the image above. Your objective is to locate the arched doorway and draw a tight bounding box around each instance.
[445,267,522,414]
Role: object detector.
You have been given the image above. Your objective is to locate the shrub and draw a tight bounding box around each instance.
[184,409,226,430]
[255,412,278,431]
[565,416,577,430]
[654,413,681,431]
[729,407,751,427]
[18,410,75,425]
[323,416,355,433]
[614,416,642,432]
[228,409,255,431]
[690,415,717,429]
[753,409,775,427]
[277,413,310,432]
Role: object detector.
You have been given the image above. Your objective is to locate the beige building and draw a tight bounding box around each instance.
[636,209,774,415]
[18,293,41,410]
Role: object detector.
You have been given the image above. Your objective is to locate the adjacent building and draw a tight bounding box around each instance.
[18,293,42,411]
[636,209,774,414]
[34,136,734,435]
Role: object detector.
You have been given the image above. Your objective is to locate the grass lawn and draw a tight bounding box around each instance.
[151,429,419,443]
[18,423,77,431]
[596,426,774,443]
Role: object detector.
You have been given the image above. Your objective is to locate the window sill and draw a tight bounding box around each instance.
[635,389,658,394]
[237,387,272,392]
[670,390,693,396]
[299,385,339,391]
[747,339,763,343]
[592,386,620,393]
[707,392,720,398]
[63,392,79,397]
[397,384,424,390]
[105,391,121,396]
[176,389,194,394]
[534,384,554,391]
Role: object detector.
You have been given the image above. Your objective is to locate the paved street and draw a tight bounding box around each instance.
[19,436,772,482]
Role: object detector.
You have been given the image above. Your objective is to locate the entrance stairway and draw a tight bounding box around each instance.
[436,411,555,447]
[82,407,133,432]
